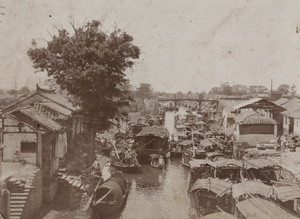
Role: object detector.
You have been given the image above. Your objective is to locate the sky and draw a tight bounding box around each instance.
[1,0,300,93]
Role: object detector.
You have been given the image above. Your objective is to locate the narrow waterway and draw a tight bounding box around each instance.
[114,109,196,219]
[47,109,197,219]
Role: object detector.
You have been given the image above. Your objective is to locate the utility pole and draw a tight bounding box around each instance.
[15,76,17,99]
[270,79,273,101]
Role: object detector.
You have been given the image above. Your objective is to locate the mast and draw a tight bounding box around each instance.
[192,130,195,158]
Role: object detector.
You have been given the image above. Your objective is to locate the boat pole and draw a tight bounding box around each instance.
[110,138,120,160]
[82,178,103,211]
[192,131,195,158]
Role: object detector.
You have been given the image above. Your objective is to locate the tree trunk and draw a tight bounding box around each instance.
[88,125,96,165]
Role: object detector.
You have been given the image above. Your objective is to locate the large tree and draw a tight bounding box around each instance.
[276,84,290,95]
[248,85,268,94]
[135,83,154,100]
[231,84,248,95]
[28,20,140,162]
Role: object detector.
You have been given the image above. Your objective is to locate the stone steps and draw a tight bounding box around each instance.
[9,172,37,219]
[58,170,86,192]
[10,204,25,208]
[10,212,22,216]
[10,192,29,219]
[10,216,21,219]
[11,193,29,196]
[10,200,26,205]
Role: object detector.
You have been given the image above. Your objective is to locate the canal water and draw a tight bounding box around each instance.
[51,109,197,219]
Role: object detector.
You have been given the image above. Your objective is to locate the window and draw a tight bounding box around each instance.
[21,142,36,153]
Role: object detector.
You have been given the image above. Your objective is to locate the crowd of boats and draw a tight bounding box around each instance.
[89,103,300,218]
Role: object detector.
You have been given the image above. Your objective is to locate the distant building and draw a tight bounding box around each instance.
[235,109,277,146]
[275,98,300,135]
[144,98,159,115]
[217,97,250,128]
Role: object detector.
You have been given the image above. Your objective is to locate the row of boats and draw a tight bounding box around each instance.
[90,105,300,218]
[187,156,300,218]
[170,106,300,218]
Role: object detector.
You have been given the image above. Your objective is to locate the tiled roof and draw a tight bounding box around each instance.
[219,99,249,109]
[39,92,77,111]
[281,98,300,108]
[235,110,277,125]
[33,102,69,121]
[280,99,300,116]
[17,106,62,131]
[36,101,72,117]
[0,98,19,109]
[232,98,263,110]
[273,98,289,106]
[286,110,300,119]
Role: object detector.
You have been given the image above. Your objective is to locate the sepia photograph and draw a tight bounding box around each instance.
[1,0,300,218]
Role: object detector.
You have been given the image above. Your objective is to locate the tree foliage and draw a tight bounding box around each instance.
[135,83,154,100]
[18,86,30,94]
[27,20,140,130]
[209,83,268,96]
[276,84,290,95]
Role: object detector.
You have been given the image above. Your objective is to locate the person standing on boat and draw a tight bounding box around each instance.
[91,158,102,180]
[158,155,165,169]
[281,136,288,152]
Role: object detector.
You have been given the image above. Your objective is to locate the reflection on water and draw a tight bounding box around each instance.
[117,160,197,219]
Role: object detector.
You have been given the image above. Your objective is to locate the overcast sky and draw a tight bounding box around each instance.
[1,0,300,92]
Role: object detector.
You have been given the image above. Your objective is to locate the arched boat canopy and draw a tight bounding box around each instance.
[190,178,232,197]
[202,212,236,219]
[236,197,298,219]
[232,181,272,199]
[274,185,300,202]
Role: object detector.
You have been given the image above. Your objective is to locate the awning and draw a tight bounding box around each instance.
[243,159,279,169]
[190,178,232,197]
[202,212,236,219]
[232,181,272,199]
[236,197,298,219]
[274,185,300,202]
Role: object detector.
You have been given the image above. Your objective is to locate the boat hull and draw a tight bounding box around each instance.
[111,162,139,173]
[90,176,130,217]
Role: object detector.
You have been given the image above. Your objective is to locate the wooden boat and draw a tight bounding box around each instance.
[188,158,243,190]
[110,150,140,173]
[181,148,206,168]
[189,178,233,216]
[242,158,298,185]
[110,160,140,173]
[135,126,170,163]
[149,154,165,169]
[232,180,300,216]
[90,176,130,217]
